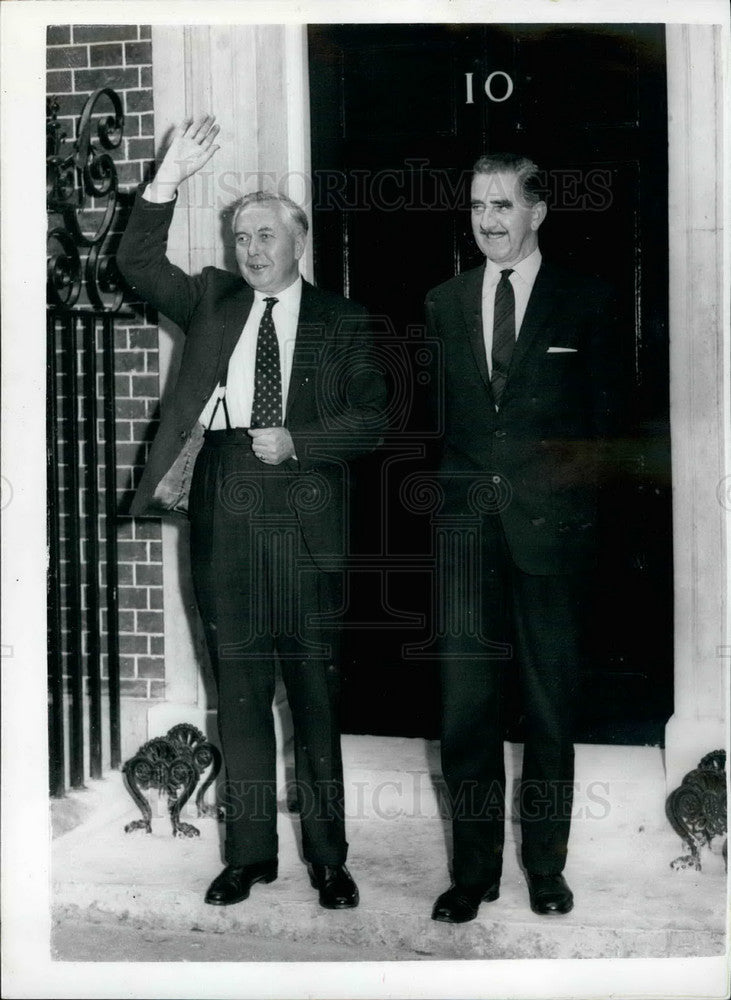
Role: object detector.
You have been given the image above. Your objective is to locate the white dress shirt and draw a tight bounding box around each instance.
[199,276,302,429]
[481,247,542,375]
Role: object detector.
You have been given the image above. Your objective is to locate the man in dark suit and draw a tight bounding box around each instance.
[117,115,386,910]
[425,153,622,921]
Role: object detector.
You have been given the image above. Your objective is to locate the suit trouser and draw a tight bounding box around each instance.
[439,514,585,883]
[188,429,347,867]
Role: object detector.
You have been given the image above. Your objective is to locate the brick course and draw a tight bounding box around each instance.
[47,46,88,69]
[47,25,71,45]
[90,43,125,67]
[72,25,140,43]
[126,41,152,64]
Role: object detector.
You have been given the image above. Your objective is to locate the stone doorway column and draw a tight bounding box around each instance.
[146,25,311,742]
[664,23,729,790]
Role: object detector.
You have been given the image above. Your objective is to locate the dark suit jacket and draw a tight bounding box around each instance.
[425,260,623,575]
[117,192,387,568]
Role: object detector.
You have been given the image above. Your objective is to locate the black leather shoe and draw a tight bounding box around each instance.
[526,873,574,915]
[307,864,359,909]
[205,859,278,906]
[431,880,500,923]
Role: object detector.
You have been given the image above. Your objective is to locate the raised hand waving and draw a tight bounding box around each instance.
[146,114,221,203]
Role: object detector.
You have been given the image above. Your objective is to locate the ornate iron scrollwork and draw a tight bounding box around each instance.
[86,242,123,312]
[47,89,125,312]
[122,723,223,838]
[46,97,77,210]
[47,226,82,309]
[666,749,727,871]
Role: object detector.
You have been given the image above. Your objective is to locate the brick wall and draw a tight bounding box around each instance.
[47,24,165,700]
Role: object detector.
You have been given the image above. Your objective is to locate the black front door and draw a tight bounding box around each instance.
[308,23,671,744]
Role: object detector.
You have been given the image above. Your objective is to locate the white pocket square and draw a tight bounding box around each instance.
[547,346,578,353]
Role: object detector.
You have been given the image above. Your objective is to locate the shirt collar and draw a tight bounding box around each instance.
[484,247,542,287]
[253,274,302,311]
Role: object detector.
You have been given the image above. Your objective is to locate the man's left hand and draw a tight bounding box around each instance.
[248,427,295,465]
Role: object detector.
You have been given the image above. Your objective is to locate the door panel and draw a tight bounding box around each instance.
[308,23,671,744]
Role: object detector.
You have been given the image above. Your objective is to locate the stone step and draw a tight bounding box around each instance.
[52,749,727,962]
[139,702,670,834]
[337,736,670,834]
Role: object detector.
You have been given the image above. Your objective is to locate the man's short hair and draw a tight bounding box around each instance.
[472,153,545,207]
[232,190,309,236]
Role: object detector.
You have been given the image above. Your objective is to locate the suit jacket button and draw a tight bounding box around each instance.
[494,430,506,438]
[491,475,501,484]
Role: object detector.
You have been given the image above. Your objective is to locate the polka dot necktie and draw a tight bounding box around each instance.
[490,268,515,406]
[250,296,281,428]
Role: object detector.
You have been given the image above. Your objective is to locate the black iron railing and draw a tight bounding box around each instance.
[46,89,126,795]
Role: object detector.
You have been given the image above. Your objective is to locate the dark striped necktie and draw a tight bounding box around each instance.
[250,296,281,428]
[490,268,515,406]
